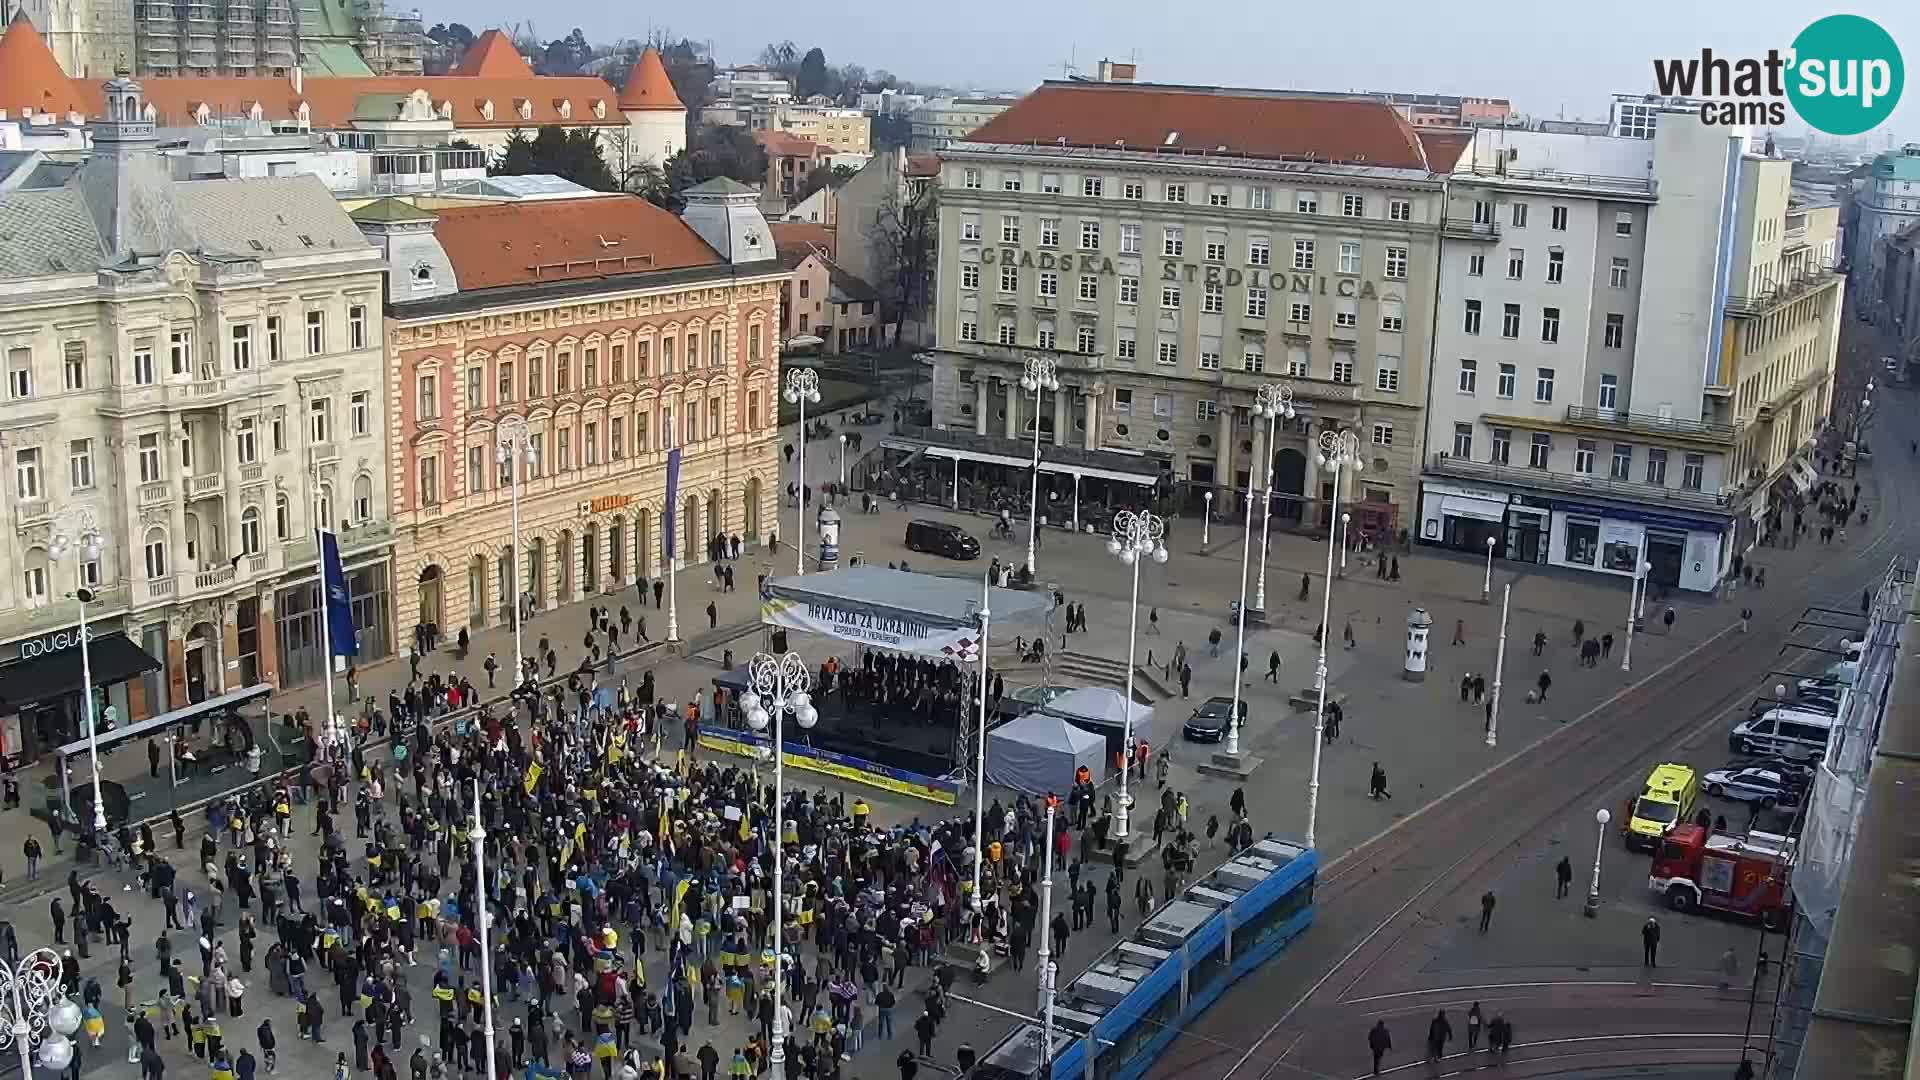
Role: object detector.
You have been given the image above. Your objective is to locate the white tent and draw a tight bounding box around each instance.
[1040,686,1156,746]
[985,712,1107,795]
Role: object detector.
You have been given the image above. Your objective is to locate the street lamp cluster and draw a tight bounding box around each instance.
[1252,385,1297,612]
[1305,429,1362,850]
[740,651,818,1074]
[1021,357,1060,575]
[1107,510,1167,843]
[496,415,537,687]
[785,369,823,576]
[0,949,83,1076]
[48,509,107,836]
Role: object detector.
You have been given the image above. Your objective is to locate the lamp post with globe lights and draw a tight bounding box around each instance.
[739,651,818,1074]
[1586,807,1612,917]
[495,415,536,686]
[1305,429,1362,849]
[1621,560,1653,673]
[784,369,822,575]
[1020,356,1060,575]
[0,949,82,1078]
[1201,491,1212,546]
[469,781,498,1080]
[1482,535,1496,603]
[1252,385,1296,612]
[47,509,107,837]
[1107,510,1167,844]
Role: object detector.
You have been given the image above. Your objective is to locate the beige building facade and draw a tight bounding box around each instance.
[922,82,1447,536]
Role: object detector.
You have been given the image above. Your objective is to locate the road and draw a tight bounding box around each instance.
[1141,326,1910,1079]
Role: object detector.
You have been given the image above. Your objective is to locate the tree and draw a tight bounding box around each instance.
[540,28,591,75]
[796,163,858,202]
[426,22,474,50]
[797,47,828,98]
[758,40,799,77]
[622,160,672,207]
[866,170,937,346]
[490,126,617,191]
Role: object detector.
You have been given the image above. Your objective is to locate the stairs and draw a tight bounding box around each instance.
[1054,650,1174,703]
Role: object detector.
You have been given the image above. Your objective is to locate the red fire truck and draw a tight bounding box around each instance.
[1647,825,1795,929]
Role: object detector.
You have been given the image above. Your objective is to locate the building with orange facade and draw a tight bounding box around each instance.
[357,177,788,639]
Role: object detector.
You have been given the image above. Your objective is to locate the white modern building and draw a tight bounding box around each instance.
[1422,122,1841,593]
[908,97,1019,151]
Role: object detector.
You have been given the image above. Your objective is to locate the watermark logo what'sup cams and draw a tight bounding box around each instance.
[1651,15,1904,135]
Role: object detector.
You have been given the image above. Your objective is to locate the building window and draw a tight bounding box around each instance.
[305,310,324,355]
[1078,275,1099,302]
[1604,314,1625,349]
[1338,241,1360,275]
[1598,374,1619,410]
[1458,359,1478,394]
[1506,248,1524,279]
[1206,240,1229,262]
[1297,192,1318,214]
[1000,265,1019,294]
[1041,174,1063,195]
[1615,211,1634,237]
[1163,227,1184,257]
[1082,176,1103,197]
[14,448,40,498]
[1490,427,1511,465]
[1119,277,1139,304]
[1243,345,1264,373]
[1163,182,1187,204]
[5,349,30,400]
[1039,218,1059,247]
[1335,299,1358,328]
[1371,422,1393,446]
[1535,367,1555,403]
[1473,200,1494,225]
[961,218,980,242]
[1379,300,1404,333]
[1610,257,1631,288]
[1467,252,1485,277]
[1463,300,1482,335]
[418,454,440,505]
[230,324,252,371]
[1574,439,1596,474]
[1199,349,1221,372]
[497,361,515,404]
[1646,448,1668,485]
[409,377,430,424]
[1501,304,1521,338]
[1038,272,1059,300]
[1528,433,1551,469]
[1611,443,1632,480]
[1207,186,1229,207]
[62,342,86,390]
[234,419,256,466]
[1375,354,1400,392]
[274,493,291,540]
[1293,239,1315,271]
[240,506,262,556]
[144,528,168,580]
[961,263,979,290]
[1682,453,1705,491]
[997,319,1017,346]
[138,433,161,483]
[1112,387,1132,413]
[1547,250,1564,284]
[1541,307,1560,343]
[266,316,282,362]
[1036,322,1057,349]
[353,474,373,521]
[963,168,981,189]
[1511,202,1529,228]
[1249,186,1273,210]
[611,342,626,381]
[1156,340,1179,366]
[1389,199,1411,222]
[1246,287,1268,319]
[1384,246,1407,279]
[959,321,979,342]
[1080,220,1100,249]
[1001,172,1022,192]
[1331,352,1354,383]
[1201,282,1221,313]
[308,396,331,443]
[1196,399,1219,422]
[1123,180,1144,200]
[1249,239,1271,266]
[1000,214,1020,244]
[1115,336,1136,361]
[132,345,155,386]
[1341,194,1364,217]
[169,329,192,376]
[1496,363,1516,398]
[271,414,285,453]
[1550,205,1568,230]
[1120,224,1141,254]
[67,438,94,491]
[1076,324,1097,354]
[466,445,485,493]
[1452,423,1473,458]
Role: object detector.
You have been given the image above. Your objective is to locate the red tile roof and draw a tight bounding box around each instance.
[451,30,534,78]
[427,195,723,292]
[617,46,682,112]
[770,221,835,259]
[905,152,942,177]
[965,82,1434,170]
[1417,129,1473,171]
[754,129,823,159]
[0,13,86,117]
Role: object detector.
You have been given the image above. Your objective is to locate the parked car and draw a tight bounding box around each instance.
[1182,695,1239,742]
[1702,766,1804,808]
[904,520,980,560]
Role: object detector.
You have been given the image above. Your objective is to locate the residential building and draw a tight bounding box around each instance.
[362,178,786,635]
[835,147,938,345]
[1379,92,1514,129]
[0,72,395,766]
[776,238,882,353]
[1421,122,1840,593]
[754,129,828,209]
[923,80,1450,536]
[1872,221,1920,351]
[749,101,871,155]
[857,89,925,116]
[781,181,837,227]
[1607,93,1709,139]
[0,22,686,169]
[908,96,1017,151]
[11,0,424,79]
[1850,144,1920,295]
[708,66,791,107]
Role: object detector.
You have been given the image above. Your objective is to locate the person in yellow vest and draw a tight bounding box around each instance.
[850,799,870,830]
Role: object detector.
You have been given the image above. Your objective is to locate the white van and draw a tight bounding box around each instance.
[1730,708,1835,760]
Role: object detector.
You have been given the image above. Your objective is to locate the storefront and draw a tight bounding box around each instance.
[1418,482,1513,557]
[276,561,393,689]
[0,623,161,767]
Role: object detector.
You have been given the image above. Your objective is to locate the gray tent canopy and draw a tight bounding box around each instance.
[985,712,1107,795]
[1037,686,1156,754]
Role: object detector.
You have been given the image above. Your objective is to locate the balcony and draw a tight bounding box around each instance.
[1561,405,1736,445]
[943,340,1108,375]
[138,482,172,507]
[15,499,48,526]
[241,464,265,485]
[1441,217,1501,241]
[144,577,176,602]
[4,584,132,638]
[194,565,236,590]
[1428,453,1734,515]
[1725,270,1841,318]
[187,472,223,498]
[310,442,341,464]
[282,520,394,569]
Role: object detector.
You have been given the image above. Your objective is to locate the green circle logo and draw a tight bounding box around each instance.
[1787,15,1904,136]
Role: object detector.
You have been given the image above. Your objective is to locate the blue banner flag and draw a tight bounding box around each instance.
[664,448,682,560]
[319,529,358,657]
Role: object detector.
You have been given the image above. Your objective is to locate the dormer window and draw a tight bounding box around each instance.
[436,100,453,119]
[142,102,157,122]
[514,99,532,121]
[556,99,572,120]
[193,102,212,125]
[247,101,264,121]
[410,263,434,290]
[295,102,310,128]
[591,100,606,119]
[478,99,494,121]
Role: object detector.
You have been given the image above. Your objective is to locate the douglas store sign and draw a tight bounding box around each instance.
[13,625,94,661]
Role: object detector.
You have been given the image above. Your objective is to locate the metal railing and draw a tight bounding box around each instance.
[1454,161,1658,196]
[1441,217,1500,240]
[1725,270,1842,317]
[1563,405,1736,441]
[1428,453,1734,513]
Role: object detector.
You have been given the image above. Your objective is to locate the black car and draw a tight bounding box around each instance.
[1183,695,1238,742]
[904,520,980,560]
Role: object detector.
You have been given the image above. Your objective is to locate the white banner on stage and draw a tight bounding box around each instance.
[761,596,981,661]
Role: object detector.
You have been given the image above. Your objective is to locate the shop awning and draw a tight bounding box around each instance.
[0,632,160,711]
[883,425,1161,487]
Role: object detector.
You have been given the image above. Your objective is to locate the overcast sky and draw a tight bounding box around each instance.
[474,1,1920,145]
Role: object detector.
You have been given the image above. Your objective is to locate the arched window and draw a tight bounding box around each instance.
[353,473,373,522]
[143,527,168,580]
[316,484,334,531]
[275,492,291,540]
[21,546,48,605]
[240,506,262,556]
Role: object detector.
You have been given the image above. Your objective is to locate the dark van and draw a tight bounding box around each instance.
[904,520,980,560]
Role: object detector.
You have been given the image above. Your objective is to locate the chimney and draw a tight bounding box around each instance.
[1096,59,1136,84]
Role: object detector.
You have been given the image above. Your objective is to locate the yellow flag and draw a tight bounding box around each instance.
[523,762,543,794]
[669,878,690,929]
[559,839,575,867]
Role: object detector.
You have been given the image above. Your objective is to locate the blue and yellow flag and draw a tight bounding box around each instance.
[523,762,543,794]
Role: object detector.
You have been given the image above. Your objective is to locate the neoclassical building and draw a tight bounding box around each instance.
[361,178,787,637]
